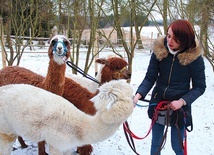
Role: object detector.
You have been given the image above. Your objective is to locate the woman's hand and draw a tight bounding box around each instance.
[170,99,185,111]
[133,93,142,105]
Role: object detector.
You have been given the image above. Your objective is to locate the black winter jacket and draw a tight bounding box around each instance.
[136,36,206,127]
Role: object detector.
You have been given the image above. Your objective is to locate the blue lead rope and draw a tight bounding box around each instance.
[135,102,157,107]
[134,98,158,107]
[66,60,101,85]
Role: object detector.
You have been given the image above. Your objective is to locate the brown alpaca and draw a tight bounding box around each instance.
[0,35,71,155]
[96,56,131,83]
[68,56,131,94]
[37,35,70,155]
[0,56,131,155]
[64,56,131,114]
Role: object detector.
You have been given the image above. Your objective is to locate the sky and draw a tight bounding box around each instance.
[0,46,212,155]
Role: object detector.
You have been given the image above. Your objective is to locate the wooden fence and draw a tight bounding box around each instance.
[0,35,156,68]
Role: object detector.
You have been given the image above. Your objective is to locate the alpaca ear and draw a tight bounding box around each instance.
[95,58,107,65]
[103,86,122,110]
[90,88,117,111]
[106,101,114,110]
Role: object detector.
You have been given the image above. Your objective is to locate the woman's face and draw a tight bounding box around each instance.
[167,27,180,51]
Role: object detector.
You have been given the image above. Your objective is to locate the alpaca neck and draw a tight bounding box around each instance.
[95,66,102,82]
[100,73,112,84]
[74,112,121,145]
[97,66,114,84]
[42,58,66,96]
[45,105,121,151]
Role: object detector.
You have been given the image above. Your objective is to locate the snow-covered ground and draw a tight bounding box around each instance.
[0,46,213,155]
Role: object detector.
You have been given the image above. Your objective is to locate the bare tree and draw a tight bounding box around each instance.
[153,0,214,72]
[70,0,89,74]
[180,0,214,71]
[82,0,106,74]
[102,0,157,82]
[196,0,214,71]
[1,0,42,66]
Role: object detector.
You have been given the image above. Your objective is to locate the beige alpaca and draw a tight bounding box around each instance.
[0,80,133,155]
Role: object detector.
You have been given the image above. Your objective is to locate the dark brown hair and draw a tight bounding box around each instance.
[167,19,196,52]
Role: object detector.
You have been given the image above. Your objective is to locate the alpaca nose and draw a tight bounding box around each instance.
[124,70,131,79]
[58,46,62,50]
[128,72,131,78]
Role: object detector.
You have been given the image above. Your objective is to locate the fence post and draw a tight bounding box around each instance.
[0,16,6,68]
[157,33,160,38]
[150,32,154,50]
[94,35,99,76]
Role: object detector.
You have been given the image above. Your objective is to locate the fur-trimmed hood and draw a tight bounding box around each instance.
[152,36,204,66]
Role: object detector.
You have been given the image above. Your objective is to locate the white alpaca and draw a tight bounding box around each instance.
[0,80,133,155]
[66,66,102,93]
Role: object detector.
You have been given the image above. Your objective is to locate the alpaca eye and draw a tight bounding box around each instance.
[115,67,121,70]
[63,40,69,46]
[52,39,57,46]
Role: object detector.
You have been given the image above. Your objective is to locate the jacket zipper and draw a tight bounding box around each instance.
[163,55,176,99]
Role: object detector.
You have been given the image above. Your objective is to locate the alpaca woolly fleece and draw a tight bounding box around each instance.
[91,80,134,124]
[0,80,134,155]
[66,72,100,93]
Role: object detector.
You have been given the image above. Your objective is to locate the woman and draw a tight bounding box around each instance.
[134,19,206,155]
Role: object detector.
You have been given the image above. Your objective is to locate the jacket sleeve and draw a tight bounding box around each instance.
[181,56,206,105]
[136,53,159,98]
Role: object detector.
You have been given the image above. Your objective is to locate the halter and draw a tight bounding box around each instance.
[52,41,68,57]
[113,67,127,79]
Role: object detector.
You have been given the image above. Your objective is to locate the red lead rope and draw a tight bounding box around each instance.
[124,101,188,155]
[123,101,171,154]
[123,121,140,155]
[184,129,187,155]
[124,101,170,139]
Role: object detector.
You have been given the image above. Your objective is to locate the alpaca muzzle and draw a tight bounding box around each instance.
[52,41,68,57]
[113,67,131,80]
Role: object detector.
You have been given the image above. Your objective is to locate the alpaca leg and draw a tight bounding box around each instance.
[38,141,48,155]
[63,150,72,155]
[0,133,16,155]
[49,145,63,155]
[0,140,12,155]
[18,136,28,148]
[76,145,93,155]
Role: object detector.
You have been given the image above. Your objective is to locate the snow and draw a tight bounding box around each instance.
[0,46,212,155]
